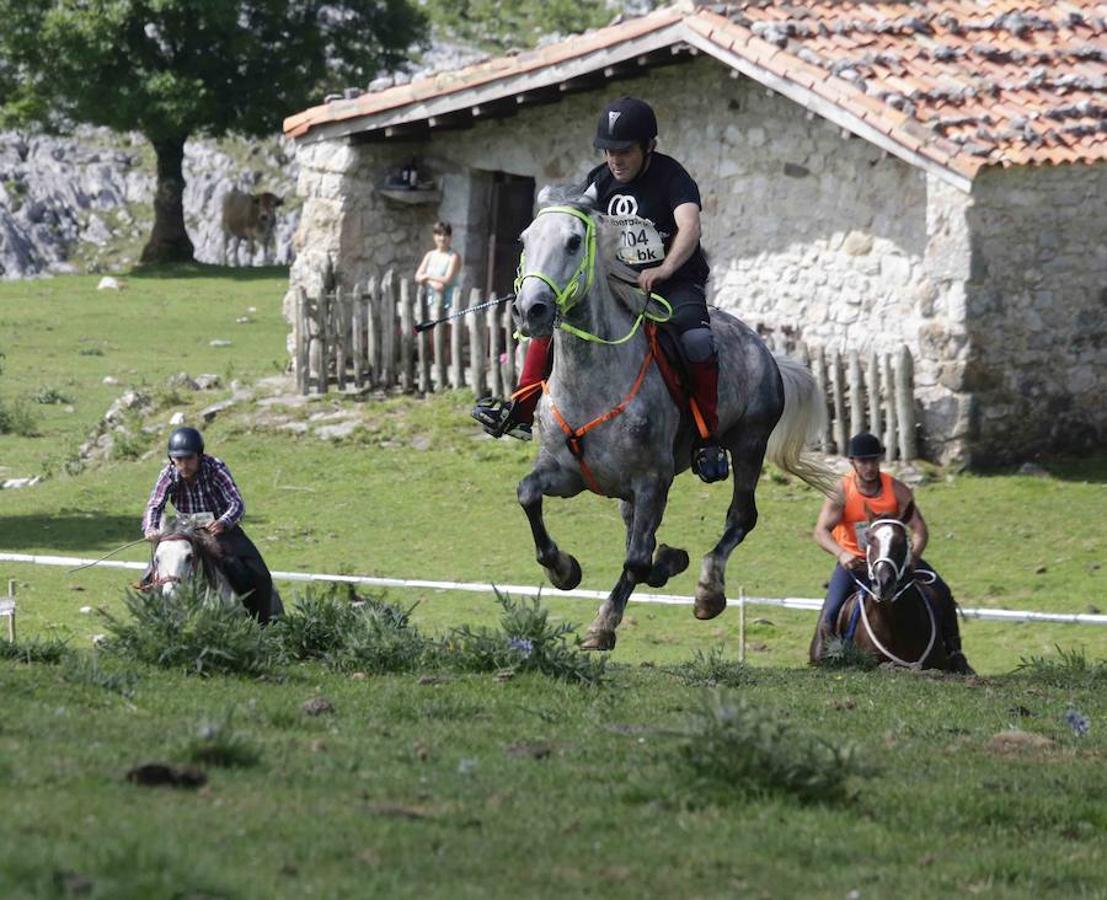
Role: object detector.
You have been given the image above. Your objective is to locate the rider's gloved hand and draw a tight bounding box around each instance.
[144,530,159,542]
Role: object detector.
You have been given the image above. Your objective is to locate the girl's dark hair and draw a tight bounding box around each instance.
[433,221,452,236]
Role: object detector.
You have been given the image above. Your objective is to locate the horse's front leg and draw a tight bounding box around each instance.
[518,456,586,591]
[582,476,671,651]
[695,435,768,620]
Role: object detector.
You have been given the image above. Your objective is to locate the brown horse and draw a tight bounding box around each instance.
[809,518,953,671]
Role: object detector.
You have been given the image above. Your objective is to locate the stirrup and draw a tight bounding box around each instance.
[692,442,729,484]
[470,396,532,441]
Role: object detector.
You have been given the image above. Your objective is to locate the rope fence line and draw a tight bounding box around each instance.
[3,551,1107,626]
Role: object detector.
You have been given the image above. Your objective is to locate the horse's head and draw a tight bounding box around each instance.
[864,517,912,603]
[149,521,220,598]
[514,187,602,338]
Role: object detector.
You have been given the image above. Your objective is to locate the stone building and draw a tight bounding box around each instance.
[283,1,1107,466]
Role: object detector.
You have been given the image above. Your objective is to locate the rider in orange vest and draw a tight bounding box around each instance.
[812,432,973,673]
[471,96,728,484]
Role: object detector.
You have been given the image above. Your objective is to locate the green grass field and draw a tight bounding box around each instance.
[2,268,1106,897]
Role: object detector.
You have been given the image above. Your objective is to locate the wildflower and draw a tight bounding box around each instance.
[1065,708,1090,737]
[507,637,534,658]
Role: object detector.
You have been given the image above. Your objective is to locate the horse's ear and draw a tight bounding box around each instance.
[535,184,557,207]
[861,501,878,524]
[900,500,916,524]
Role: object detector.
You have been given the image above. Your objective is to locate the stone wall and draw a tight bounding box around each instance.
[288,54,1105,463]
[962,165,1107,465]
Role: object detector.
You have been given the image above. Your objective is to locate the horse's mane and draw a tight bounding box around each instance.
[156,520,226,588]
[535,183,653,316]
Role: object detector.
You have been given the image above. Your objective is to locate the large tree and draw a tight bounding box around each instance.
[0,1,426,263]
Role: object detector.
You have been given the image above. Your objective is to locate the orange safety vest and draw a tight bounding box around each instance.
[832,471,900,559]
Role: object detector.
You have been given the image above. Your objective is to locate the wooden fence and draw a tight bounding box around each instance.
[292,271,517,400]
[292,272,918,460]
[761,334,918,461]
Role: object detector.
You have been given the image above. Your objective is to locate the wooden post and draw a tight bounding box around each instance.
[416,285,431,395]
[431,292,447,393]
[502,302,517,397]
[486,296,502,402]
[380,270,396,389]
[848,350,865,438]
[895,345,916,461]
[467,287,486,397]
[312,294,327,394]
[449,276,465,389]
[350,282,365,389]
[737,586,745,664]
[830,348,847,456]
[883,353,898,461]
[334,286,348,392]
[3,579,14,643]
[295,287,310,396]
[866,351,882,444]
[399,278,415,394]
[812,345,831,452]
[364,276,380,389]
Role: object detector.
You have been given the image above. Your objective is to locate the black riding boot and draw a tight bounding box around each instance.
[939,600,974,675]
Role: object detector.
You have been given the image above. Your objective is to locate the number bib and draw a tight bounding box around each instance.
[612,216,665,267]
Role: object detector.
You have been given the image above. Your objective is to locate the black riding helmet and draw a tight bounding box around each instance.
[593,96,658,151]
[847,432,884,459]
[167,426,204,458]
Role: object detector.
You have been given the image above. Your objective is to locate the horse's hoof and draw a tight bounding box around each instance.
[548,555,582,591]
[646,544,690,587]
[580,629,616,651]
[694,587,727,620]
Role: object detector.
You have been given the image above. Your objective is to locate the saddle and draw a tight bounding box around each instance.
[648,322,711,442]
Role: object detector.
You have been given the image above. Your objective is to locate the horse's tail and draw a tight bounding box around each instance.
[766,355,837,497]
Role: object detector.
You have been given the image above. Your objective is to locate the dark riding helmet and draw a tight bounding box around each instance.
[848,432,884,459]
[167,426,204,458]
[593,96,658,151]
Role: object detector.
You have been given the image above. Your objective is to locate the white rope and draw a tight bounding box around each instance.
[2,551,1107,625]
[856,582,937,669]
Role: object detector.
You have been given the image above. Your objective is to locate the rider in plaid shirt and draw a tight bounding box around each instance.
[142,454,244,534]
[142,427,275,623]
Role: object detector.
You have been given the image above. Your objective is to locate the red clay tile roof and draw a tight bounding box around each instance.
[284,2,1107,182]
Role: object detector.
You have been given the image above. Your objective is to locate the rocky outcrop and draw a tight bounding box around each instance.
[0,127,300,278]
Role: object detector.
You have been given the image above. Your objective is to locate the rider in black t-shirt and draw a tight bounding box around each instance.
[472,96,729,483]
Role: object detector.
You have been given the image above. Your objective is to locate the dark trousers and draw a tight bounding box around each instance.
[217,526,274,624]
[820,558,958,648]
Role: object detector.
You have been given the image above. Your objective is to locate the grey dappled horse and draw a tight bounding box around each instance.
[513,190,835,651]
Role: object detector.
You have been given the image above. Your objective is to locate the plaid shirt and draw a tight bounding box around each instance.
[142,454,246,534]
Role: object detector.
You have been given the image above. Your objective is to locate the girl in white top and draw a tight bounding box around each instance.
[415,221,462,309]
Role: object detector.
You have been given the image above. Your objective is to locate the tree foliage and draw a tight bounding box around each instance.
[0,0,427,140]
[0,1,427,261]
[423,0,620,52]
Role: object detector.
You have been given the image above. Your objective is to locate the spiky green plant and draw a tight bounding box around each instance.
[438,591,605,685]
[98,582,279,677]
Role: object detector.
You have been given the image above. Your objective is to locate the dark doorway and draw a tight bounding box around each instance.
[486,173,535,299]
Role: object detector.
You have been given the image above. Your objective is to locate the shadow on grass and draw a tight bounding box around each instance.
[126,262,289,282]
[0,514,138,553]
[969,450,1107,485]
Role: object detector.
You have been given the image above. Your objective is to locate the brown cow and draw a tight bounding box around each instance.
[221,190,283,265]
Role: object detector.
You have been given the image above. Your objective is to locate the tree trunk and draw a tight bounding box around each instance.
[140,135,194,264]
